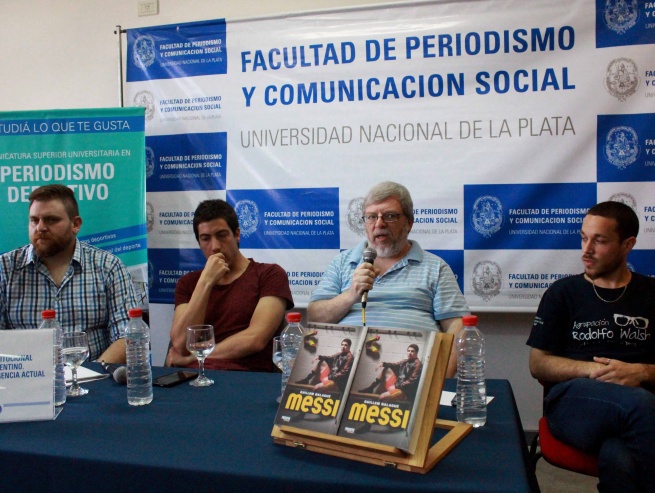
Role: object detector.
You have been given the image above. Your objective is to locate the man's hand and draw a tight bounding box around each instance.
[590,356,647,387]
[349,262,378,298]
[199,253,230,286]
[307,259,379,324]
[166,345,197,367]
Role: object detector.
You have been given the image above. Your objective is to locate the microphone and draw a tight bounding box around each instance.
[361,246,377,308]
[101,362,128,385]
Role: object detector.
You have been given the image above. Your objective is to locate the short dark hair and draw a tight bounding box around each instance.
[192,199,239,242]
[342,338,352,347]
[587,201,639,241]
[408,344,419,353]
[29,184,79,219]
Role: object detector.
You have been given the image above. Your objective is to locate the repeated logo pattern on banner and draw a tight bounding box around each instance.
[0,108,149,308]
[125,0,655,311]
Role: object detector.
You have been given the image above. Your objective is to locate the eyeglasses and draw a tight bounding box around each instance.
[361,212,404,224]
[613,314,649,329]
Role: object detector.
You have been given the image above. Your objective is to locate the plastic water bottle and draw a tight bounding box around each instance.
[455,314,487,427]
[280,312,304,395]
[40,310,66,407]
[125,308,153,406]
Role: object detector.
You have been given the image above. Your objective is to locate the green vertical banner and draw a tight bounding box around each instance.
[0,107,148,308]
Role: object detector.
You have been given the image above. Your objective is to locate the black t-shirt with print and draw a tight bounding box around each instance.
[527,273,655,364]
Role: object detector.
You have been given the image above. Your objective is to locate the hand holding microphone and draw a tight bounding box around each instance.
[361,246,377,309]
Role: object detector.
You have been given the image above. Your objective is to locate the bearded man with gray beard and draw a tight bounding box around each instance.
[307,181,469,377]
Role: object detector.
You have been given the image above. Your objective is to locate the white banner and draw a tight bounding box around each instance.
[125,0,655,311]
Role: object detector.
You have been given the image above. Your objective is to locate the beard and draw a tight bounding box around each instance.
[368,225,410,258]
[31,233,74,259]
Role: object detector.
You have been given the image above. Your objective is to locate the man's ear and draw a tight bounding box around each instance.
[72,216,82,234]
[622,236,636,255]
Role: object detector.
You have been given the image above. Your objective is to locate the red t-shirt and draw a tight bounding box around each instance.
[174,260,293,372]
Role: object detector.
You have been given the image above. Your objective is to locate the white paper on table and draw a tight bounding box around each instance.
[0,329,56,422]
[64,366,109,386]
[440,390,494,407]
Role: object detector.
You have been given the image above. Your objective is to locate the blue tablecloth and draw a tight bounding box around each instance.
[0,365,535,492]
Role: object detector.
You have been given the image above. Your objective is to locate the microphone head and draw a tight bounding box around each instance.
[102,362,128,385]
[362,246,377,264]
[113,366,128,385]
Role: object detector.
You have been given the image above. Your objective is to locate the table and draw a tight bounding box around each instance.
[0,365,536,492]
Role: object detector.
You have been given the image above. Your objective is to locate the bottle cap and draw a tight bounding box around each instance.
[286,312,302,323]
[41,309,56,319]
[462,315,478,326]
[128,308,143,318]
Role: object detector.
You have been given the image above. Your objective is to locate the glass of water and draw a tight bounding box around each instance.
[62,332,90,397]
[186,325,215,387]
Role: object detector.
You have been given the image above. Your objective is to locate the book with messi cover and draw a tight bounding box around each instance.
[274,322,363,435]
[274,323,435,453]
[336,328,435,453]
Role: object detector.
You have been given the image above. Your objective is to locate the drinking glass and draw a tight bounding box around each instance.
[186,325,215,387]
[62,332,90,396]
[272,336,284,402]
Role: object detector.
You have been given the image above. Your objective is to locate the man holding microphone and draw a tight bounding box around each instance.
[307,181,469,377]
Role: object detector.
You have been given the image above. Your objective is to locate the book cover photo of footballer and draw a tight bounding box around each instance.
[274,323,362,435]
[337,328,435,452]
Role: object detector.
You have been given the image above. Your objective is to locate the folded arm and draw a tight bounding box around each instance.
[589,356,655,387]
[208,296,287,360]
[169,255,229,353]
[170,278,214,354]
[169,296,287,365]
[97,338,127,364]
[530,347,613,383]
[307,293,359,324]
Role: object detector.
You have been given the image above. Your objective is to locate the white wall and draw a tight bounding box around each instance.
[0,0,543,430]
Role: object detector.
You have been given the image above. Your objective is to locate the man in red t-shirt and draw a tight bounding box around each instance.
[166,199,293,372]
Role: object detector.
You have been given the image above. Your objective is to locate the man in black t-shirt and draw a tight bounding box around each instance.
[527,201,655,493]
